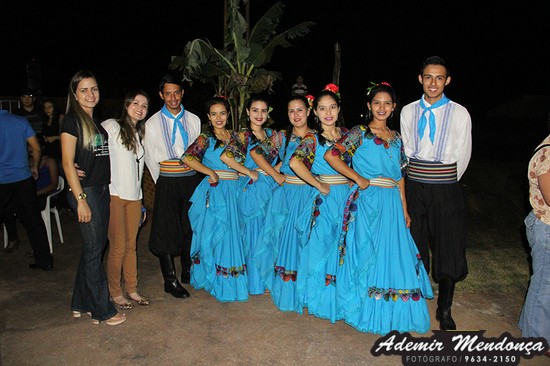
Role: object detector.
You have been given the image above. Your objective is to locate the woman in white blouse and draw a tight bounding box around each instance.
[102,90,150,309]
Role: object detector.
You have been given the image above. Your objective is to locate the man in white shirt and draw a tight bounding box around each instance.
[144,74,201,299]
[400,55,472,331]
[291,75,307,96]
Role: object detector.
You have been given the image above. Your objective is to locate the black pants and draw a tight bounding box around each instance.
[0,177,52,265]
[406,179,468,283]
[149,174,201,272]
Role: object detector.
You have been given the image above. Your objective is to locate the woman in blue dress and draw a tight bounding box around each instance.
[289,84,352,323]
[251,94,317,313]
[325,82,433,335]
[220,94,279,295]
[181,96,248,302]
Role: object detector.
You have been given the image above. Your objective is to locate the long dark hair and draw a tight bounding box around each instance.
[117,90,150,153]
[312,89,343,146]
[245,94,270,144]
[205,96,231,149]
[283,94,311,154]
[365,83,397,127]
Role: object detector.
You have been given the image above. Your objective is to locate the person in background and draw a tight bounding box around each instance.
[42,98,70,212]
[41,99,65,163]
[102,90,151,310]
[291,84,349,323]
[1,139,59,257]
[518,137,550,357]
[220,94,278,295]
[61,70,126,326]
[15,87,42,135]
[1,202,19,254]
[183,95,249,302]
[400,55,472,331]
[291,75,308,97]
[143,74,201,299]
[326,82,433,335]
[0,108,53,270]
[251,94,317,314]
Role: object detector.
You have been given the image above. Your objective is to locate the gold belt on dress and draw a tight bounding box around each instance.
[318,174,349,185]
[214,170,239,180]
[369,177,398,188]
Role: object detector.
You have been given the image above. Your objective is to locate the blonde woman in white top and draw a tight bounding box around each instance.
[102,90,150,309]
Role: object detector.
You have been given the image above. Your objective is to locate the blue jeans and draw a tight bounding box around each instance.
[68,184,116,321]
[518,211,550,343]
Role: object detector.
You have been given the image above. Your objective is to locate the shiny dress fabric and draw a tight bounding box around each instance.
[334,125,433,335]
[185,132,249,302]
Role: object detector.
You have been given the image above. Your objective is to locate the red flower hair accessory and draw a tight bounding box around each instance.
[323,83,340,99]
[305,95,315,109]
[214,94,227,100]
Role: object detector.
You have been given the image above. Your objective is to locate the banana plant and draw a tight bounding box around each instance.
[170,0,315,129]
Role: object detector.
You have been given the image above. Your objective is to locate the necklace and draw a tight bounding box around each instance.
[135,141,145,181]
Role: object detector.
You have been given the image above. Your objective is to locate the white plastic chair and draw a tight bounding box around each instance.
[41,176,65,253]
[2,224,7,249]
[2,177,65,253]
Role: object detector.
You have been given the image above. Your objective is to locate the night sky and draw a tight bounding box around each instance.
[1,0,548,125]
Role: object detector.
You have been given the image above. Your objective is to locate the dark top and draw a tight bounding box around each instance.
[14,107,42,135]
[60,112,110,187]
[41,116,62,161]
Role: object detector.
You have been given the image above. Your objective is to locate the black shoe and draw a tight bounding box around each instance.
[436,307,457,330]
[164,281,190,299]
[29,263,54,271]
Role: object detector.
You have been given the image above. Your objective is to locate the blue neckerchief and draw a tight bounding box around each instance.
[418,94,450,143]
[161,105,188,147]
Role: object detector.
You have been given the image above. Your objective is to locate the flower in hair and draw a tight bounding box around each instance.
[215,94,227,100]
[268,106,273,114]
[305,95,315,109]
[323,83,340,99]
[367,81,392,96]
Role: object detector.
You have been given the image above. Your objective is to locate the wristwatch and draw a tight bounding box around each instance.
[77,192,87,200]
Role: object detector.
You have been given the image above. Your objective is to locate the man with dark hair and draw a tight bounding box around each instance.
[400,55,472,330]
[143,74,201,298]
[14,87,42,135]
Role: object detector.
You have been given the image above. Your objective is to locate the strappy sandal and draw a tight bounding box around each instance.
[127,293,150,306]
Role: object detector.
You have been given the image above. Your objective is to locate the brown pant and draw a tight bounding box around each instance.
[107,196,142,297]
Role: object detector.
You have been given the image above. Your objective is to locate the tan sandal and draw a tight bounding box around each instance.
[93,313,126,326]
[105,313,126,326]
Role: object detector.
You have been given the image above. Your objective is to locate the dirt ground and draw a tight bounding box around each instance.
[1,188,549,365]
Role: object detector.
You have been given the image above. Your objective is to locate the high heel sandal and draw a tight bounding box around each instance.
[126,292,150,306]
[92,313,126,326]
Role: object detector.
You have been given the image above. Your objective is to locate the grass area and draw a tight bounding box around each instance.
[459,158,531,295]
